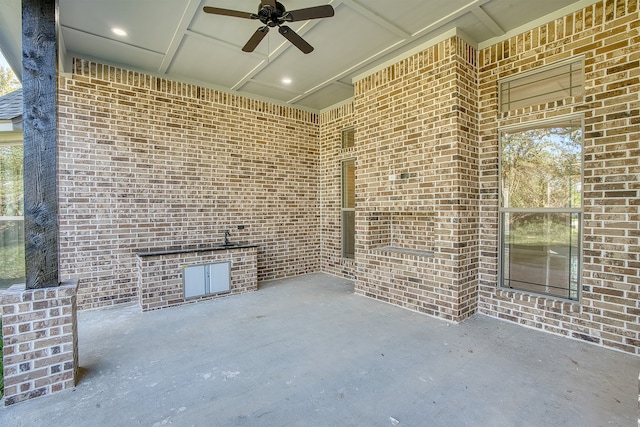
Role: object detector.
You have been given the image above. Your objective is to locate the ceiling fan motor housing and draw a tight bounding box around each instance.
[203,1,334,53]
[258,1,286,26]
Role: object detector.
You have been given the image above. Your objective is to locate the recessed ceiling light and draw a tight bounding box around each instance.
[112,28,127,37]
[281,77,292,85]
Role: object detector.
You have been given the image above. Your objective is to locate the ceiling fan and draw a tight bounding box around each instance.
[203,1,334,54]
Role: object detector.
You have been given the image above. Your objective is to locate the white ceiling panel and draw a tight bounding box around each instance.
[241,80,302,103]
[61,27,165,71]
[190,1,273,54]
[481,0,579,33]
[168,32,265,88]
[347,0,477,35]
[296,83,355,111]
[59,0,190,54]
[250,4,404,90]
[0,0,595,112]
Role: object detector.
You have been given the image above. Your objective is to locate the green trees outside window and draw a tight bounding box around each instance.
[500,119,582,299]
[0,144,25,288]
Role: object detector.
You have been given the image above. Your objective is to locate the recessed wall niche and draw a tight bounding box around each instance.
[363,211,434,254]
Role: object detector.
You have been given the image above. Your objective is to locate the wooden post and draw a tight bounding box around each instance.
[22,0,59,289]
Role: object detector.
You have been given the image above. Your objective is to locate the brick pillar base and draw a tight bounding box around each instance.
[1,279,79,405]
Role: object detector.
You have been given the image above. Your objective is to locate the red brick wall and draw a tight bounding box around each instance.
[54,0,639,356]
[319,1,638,355]
[477,0,640,354]
[1,280,78,405]
[319,102,357,279]
[58,60,320,310]
[351,37,480,322]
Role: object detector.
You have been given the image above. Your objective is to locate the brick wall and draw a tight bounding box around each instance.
[477,0,640,354]
[52,0,639,356]
[58,60,320,310]
[318,1,638,354]
[0,280,78,405]
[350,36,480,322]
[319,102,357,279]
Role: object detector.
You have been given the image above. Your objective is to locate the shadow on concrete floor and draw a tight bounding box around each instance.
[1,273,638,426]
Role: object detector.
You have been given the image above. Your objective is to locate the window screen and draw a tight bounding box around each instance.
[500,58,583,112]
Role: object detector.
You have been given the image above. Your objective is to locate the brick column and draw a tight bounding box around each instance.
[1,279,79,405]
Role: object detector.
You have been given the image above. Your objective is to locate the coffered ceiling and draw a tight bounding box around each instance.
[0,0,595,112]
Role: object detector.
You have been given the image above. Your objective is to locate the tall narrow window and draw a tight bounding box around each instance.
[342,159,355,259]
[1,144,25,288]
[499,118,582,300]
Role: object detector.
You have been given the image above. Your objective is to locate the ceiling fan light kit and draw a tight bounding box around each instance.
[203,1,334,54]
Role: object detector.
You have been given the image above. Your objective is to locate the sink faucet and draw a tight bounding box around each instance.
[224,230,231,246]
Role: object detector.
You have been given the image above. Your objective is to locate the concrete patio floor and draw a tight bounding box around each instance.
[1,273,638,426]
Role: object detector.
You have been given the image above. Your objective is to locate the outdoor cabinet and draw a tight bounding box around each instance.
[183,261,231,298]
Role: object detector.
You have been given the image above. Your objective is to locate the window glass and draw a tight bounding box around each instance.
[501,121,582,209]
[342,211,355,259]
[341,159,355,259]
[499,119,582,300]
[342,159,355,208]
[502,212,580,300]
[341,128,354,149]
[1,144,25,288]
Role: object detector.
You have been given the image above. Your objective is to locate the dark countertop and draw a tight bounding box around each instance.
[136,244,258,257]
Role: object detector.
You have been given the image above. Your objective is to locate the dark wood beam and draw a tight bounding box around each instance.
[22,0,59,289]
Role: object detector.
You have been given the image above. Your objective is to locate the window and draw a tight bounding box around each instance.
[499,118,582,300]
[1,144,25,288]
[341,159,355,259]
[341,128,354,149]
[500,58,583,112]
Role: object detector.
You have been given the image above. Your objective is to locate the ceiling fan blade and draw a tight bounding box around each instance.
[278,26,314,54]
[284,5,334,22]
[203,6,257,19]
[243,26,269,52]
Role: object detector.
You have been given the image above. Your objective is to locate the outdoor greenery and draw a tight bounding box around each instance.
[0,317,3,395]
[1,145,25,288]
[0,65,20,398]
[0,145,24,216]
[0,220,25,288]
[0,65,20,95]
[501,125,582,209]
[500,122,583,299]
[504,212,579,247]
[1,65,25,288]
